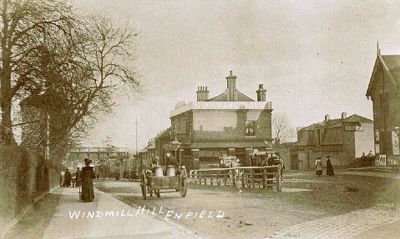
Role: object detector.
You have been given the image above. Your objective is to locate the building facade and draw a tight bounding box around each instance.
[296,113,374,169]
[366,46,400,163]
[169,71,273,170]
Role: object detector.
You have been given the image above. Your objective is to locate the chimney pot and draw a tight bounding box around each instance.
[256,83,266,101]
[324,114,330,122]
[341,112,347,119]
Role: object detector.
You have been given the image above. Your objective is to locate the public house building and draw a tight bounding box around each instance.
[366,45,400,163]
[296,113,374,169]
[169,71,273,170]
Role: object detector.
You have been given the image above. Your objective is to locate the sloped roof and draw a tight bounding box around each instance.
[299,114,372,132]
[342,114,373,124]
[297,114,372,146]
[208,89,254,102]
[366,54,400,97]
[299,119,341,131]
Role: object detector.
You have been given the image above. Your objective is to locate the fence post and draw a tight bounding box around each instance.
[224,172,227,186]
[276,165,282,192]
[262,168,266,189]
[241,169,245,188]
[231,169,236,187]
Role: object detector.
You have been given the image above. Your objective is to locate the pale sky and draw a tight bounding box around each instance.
[70,0,400,150]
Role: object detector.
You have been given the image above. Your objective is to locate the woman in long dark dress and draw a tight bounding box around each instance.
[81,158,95,202]
[326,156,335,176]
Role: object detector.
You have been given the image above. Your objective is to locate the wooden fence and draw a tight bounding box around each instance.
[189,165,282,192]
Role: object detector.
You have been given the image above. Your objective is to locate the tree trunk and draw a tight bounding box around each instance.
[0,1,16,145]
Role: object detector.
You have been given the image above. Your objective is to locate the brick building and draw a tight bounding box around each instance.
[296,113,374,169]
[366,45,400,163]
[168,71,273,170]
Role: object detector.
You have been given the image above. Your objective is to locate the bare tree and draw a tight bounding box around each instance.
[272,112,295,144]
[35,14,139,163]
[0,0,76,145]
[1,0,140,167]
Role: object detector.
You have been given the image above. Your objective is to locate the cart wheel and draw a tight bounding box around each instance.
[156,189,160,198]
[180,178,187,197]
[141,174,147,200]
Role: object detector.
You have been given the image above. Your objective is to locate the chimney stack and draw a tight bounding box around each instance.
[256,84,266,101]
[196,86,209,101]
[324,114,330,122]
[226,70,237,101]
[341,112,347,119]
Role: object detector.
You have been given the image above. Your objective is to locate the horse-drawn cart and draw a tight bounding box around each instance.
[140,166,187,199]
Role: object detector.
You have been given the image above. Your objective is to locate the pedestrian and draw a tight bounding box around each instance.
[266,154,275,189]
[71,173,76,187]
[275,152,285,181]
[75,167,81,187]
[60,170,65,187]
[315,157,323,177]
[326,155,334,176]
[81,158,95,202]
[63,168,71,187]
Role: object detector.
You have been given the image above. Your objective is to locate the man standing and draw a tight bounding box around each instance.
[63,168,71,187]
[75,167,81,187]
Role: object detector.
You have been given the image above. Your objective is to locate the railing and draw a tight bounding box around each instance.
[189,165,282,192]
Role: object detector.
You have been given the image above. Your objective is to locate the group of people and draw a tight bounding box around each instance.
[250,152,285,189]
[61,158,96,202]
[61,167,81,187]
[315,155,334,177]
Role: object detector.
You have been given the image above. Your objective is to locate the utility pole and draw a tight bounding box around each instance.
[135,119,139,176]
[136,118,138,157]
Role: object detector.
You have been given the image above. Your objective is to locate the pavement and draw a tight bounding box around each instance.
[4,187,201,239]
[264,169,400,239]
[265,203,400,239]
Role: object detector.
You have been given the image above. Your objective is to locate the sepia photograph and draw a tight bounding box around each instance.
[1,0,400,238]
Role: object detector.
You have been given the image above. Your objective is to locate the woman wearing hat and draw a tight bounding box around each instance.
[326,155,335,176]
[81,158,95,202]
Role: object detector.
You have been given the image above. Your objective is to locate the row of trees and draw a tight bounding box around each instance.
[0,0,139,163]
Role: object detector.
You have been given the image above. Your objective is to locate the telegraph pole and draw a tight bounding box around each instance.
[135,119,139,175]
[135,118,138,157]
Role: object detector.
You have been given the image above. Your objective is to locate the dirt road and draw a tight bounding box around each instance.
[95,171,400,239]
